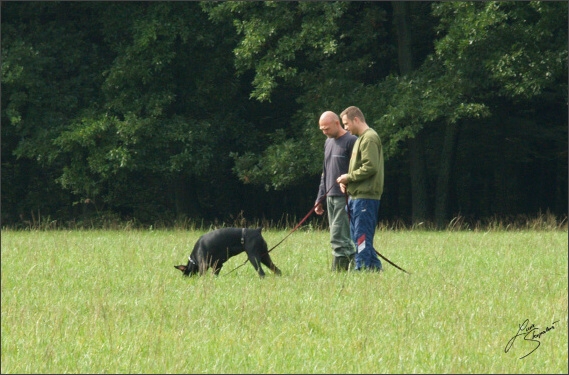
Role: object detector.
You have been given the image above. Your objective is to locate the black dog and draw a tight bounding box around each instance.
[174,227,282,278]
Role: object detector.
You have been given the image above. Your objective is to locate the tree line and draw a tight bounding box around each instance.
[1,1,567,229]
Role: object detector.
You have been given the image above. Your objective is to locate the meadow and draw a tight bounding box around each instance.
[1,226,567,373]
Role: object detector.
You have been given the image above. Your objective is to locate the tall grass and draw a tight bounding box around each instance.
[1,228,567,373]
[7,208,568,232]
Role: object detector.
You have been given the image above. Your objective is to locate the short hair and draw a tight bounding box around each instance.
[340,106,366,123]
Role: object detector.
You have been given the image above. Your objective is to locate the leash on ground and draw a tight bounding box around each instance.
[224,186,334,276]
[374,249,411,274]
[225,186,411,276]
[344,191,411,275]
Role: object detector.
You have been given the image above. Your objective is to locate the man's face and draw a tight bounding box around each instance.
[342,115,356,135]
[319,117,336,138]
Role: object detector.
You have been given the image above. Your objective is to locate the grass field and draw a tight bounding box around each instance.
[1,227,567,373]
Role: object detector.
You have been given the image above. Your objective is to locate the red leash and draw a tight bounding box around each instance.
[225,185,411,275]
[224,186,334,275]
[266,197,323,254]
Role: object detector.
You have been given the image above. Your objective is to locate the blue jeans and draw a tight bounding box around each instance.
[347,198,382,270]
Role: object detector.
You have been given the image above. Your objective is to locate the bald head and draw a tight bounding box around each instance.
[320,111,338,123]
[318,111,346,139]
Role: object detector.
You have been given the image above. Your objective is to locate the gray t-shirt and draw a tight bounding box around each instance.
[316,132,357,203]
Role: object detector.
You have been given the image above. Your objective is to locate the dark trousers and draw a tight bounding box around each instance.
[347,198,382,270]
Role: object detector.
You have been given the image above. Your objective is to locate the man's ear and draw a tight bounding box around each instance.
[174,265,187,272]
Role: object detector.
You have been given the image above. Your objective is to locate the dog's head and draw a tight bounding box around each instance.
[174,257,199,276]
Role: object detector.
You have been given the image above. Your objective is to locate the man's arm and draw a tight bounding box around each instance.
[348,137,380,183]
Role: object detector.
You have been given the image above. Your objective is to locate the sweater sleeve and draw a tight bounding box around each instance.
[348,136,380,183]
[315,168,326,205]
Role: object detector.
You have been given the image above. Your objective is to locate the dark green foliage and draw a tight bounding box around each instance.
[1,1,566,228]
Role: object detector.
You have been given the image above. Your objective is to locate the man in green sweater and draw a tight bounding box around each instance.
[336,106,384,271]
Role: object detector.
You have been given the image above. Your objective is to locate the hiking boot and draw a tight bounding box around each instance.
[332,256,350,271]
[348,254,355,270]
[357,265,382,273]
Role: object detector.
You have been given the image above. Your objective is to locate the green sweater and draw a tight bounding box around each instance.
[346,128,384,199]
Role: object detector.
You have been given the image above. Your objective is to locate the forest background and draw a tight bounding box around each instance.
[2,1,567,229]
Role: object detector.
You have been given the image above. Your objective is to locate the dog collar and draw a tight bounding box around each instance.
[241,228,246,245]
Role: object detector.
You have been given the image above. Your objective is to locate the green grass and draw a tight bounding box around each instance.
[1,228,567,373]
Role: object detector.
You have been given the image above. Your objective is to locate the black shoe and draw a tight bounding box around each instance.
[355,265,382,273]
[367,266,383,273]
[332,256,350,271]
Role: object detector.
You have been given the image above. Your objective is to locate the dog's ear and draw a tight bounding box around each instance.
[174,265,187,272]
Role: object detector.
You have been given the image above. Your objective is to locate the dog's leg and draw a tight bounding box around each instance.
[246,254,266,277]
[212,259,223,276]
[198,255,210,276]
[260,254,282,276]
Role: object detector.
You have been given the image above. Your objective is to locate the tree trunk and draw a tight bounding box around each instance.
[171,175,195,218]
[408,136,429,223]
[392,1,429,224]
[392,2,413,74]
[434,121,460,228]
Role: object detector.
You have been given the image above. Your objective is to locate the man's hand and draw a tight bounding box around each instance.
[336,174,349,185]
[336,174,348,193]
[314,202,324,215]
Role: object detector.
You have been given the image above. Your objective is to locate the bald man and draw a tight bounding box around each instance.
[314,111,357,271]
